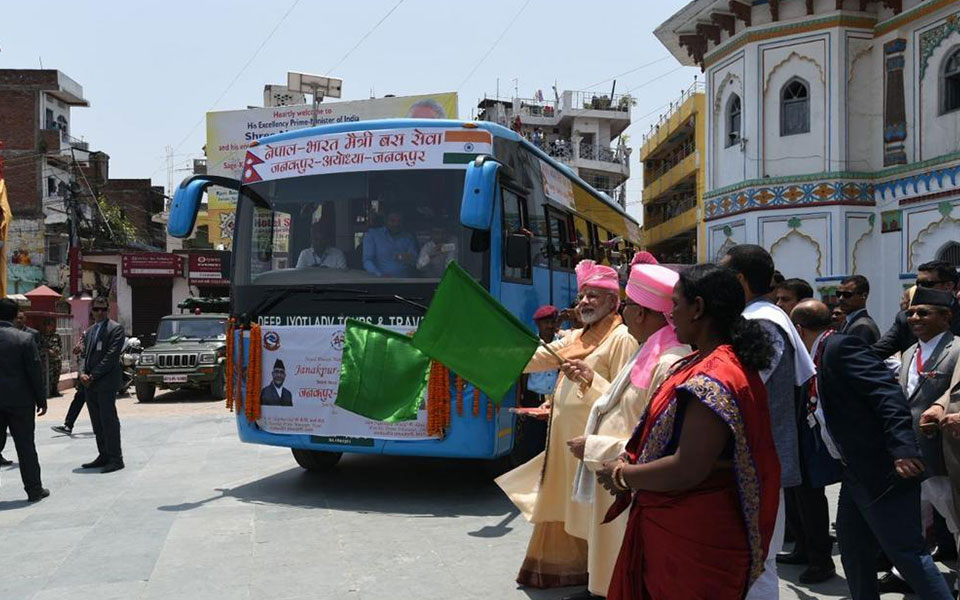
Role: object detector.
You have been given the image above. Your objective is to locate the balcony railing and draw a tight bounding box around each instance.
[539,138,629,167]
[645,195,698,229]
[644,139,695,180]
[642,80,705,144]
[569,90,632,113]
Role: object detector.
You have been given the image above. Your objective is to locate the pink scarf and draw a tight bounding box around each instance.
[629,324,680,389]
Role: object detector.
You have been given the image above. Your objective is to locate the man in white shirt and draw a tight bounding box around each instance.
[296,220,346,270]
[416,227,456,278]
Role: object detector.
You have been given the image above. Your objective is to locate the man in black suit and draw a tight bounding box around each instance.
[0,305,43,467]
[792,300,952,600]
[0,298,49,501]
[260,359,293,406]
[873,261,960,358]
[80,295,126,473]
[837,274,881,345]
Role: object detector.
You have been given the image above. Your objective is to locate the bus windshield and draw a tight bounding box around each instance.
[233,169,482,285]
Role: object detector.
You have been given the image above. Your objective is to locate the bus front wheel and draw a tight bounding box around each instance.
[292,448,342,472]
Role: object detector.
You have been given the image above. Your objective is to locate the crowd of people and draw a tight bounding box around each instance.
[501,248,960,600]
[0,294,128,503]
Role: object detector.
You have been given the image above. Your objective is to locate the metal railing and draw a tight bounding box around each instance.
[644,139,695,179]
[642,80,705,144]
[645,194,698,229]
[516,99,559,118]
[570,90,632,113]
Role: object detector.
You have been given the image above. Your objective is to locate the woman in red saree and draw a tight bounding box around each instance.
[596,264,781,600]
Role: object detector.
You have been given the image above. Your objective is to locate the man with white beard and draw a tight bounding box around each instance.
[497,260,638,590]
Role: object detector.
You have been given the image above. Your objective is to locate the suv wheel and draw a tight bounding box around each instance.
[135,382,156,403]
[210,367,226,400]
[291,449,342,472]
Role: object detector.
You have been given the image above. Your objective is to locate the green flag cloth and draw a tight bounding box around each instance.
[412,262,540,403]
[336,319,431,422]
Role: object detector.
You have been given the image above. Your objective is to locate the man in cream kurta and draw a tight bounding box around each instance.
[496,260,638,589]
[564,262,690,599]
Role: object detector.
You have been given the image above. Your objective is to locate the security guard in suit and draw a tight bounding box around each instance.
[0,298,49,501]
[80,296,126,473]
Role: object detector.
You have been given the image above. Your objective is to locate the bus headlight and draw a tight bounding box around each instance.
[139,353,156,366]
[199,352,217,364]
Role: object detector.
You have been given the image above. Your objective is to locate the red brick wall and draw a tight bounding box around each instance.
[101,180,165,247]
[0,89,38,151]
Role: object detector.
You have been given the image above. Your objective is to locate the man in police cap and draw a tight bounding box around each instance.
[261,359,293,406]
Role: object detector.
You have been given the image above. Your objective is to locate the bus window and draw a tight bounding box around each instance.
[249,207,292,276]
[573,216,594,261]
[528,202,549,268]
[546,208,576,270]
[502,189,532,281]
[235,170,483,284]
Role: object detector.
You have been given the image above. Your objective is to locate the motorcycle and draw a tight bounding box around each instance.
[119,336,143,396]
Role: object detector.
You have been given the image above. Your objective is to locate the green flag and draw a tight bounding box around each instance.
[336,319,431,422]
[412,262,539,403]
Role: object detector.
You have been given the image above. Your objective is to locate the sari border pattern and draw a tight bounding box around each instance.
[676,373,764,588]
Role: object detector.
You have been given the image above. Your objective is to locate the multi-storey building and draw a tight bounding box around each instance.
[0,69,89,293]
[640,82,705,264]
[477,89,632,207]
[655,0,960,326]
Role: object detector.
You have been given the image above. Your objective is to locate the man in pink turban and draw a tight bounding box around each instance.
[497,260,638,591]
[560,263,691,599]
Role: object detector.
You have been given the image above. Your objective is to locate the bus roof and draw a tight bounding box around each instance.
[253,118,639,226]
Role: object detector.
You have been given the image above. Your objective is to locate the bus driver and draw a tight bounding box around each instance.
[296,219,346,270]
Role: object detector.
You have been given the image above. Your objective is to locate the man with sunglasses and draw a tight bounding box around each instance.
[837,275,881,345]
[79,296,126,473]
[792,299,952,600]
[874,261,960,359]
[878,288,960,593]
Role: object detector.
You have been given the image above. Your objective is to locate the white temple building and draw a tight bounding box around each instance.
[654,0,960,327]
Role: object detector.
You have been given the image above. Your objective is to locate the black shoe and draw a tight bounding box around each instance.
[932,544,959,562]
[51,425,73,435]
[101,462,125,473]
[81,457,108,469]
[878,572,914,595]
[776,551,809,565]
[27,488,50,502]
[0,455,12,467]
[799,564,836,584]
[561,590,602,600]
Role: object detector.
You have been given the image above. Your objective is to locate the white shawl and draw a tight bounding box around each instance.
[742,300,816,386]
[571,348,640,504]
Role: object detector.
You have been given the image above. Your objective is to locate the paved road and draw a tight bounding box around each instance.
[0,388,942,599]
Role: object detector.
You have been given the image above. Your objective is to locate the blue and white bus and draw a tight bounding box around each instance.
[167,118,640,471]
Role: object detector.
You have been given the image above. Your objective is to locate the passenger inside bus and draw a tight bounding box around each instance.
[362,210,419,277]
[296,217,347,270]
[416,226,457,278]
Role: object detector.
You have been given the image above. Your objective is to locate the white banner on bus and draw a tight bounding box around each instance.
[256,325,432,440]
[538,157,574,210]
[242,127,493,185]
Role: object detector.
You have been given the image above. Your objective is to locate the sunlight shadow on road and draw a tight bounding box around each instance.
[468,508,520,538]
[157,453,516,518]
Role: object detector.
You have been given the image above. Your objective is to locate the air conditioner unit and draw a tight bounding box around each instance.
[263,85,306,107]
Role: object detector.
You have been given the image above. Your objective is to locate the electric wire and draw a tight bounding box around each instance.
[325,0,405,76]
[457,0,533,91]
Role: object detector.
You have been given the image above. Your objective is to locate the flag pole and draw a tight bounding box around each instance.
[537,339,588,384]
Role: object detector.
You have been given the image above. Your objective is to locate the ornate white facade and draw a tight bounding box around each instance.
[656,0,960,326]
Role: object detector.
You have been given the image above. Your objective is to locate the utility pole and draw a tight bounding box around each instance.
[66,180,82,297]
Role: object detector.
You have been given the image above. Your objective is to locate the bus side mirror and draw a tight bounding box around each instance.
[460,156,501,231]
[168,175,241,238]
[505,233,531,270]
